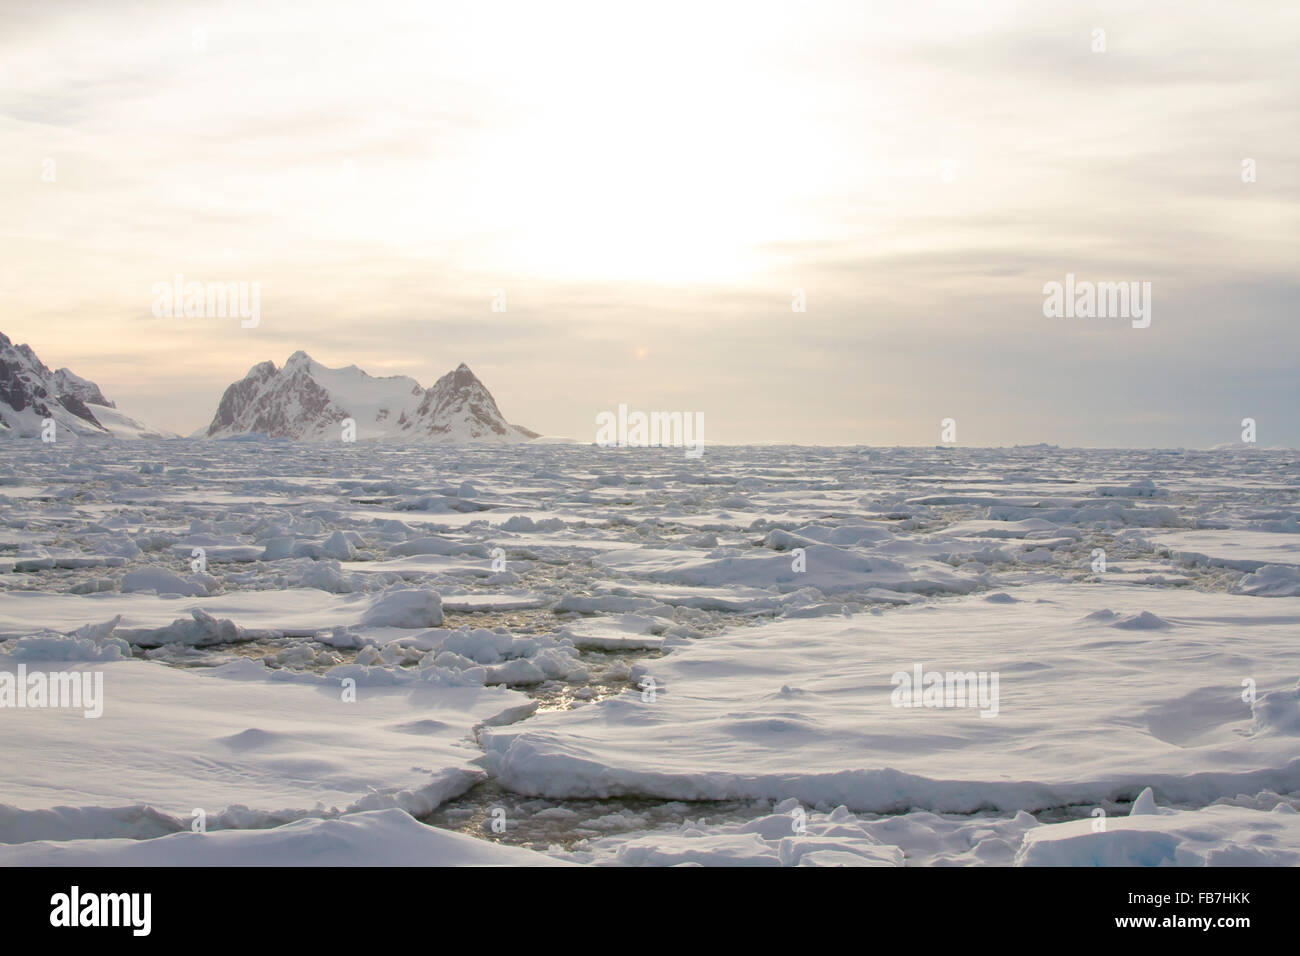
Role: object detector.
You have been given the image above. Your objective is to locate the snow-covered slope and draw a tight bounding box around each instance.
[0,332,172,439]
[402,363,538,442]
[86,403,178,440]
[0,332,108,437]
[0,332,159,442]
[204,352,537,442]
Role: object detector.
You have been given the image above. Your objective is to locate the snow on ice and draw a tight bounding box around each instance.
[1,440,1298,865]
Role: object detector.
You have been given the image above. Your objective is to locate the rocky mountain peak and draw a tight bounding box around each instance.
[203,354,537,442]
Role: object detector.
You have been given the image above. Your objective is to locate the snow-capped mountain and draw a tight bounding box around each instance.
[203,351,538,442]
[0,332,174,439]
[404,362,539,442]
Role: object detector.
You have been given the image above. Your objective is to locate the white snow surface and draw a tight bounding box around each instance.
[1,441,1297,865]
[0,808,569,865]
[85,403,179,440]
[0,652,531,836]
[481,584,1300,811]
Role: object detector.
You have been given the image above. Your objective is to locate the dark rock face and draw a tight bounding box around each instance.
[206,361,280,436]
[408,364,514,438]
[205,360,358,439]
[0,331,107,433]
[52,368,115,409]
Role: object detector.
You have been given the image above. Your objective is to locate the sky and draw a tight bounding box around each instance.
[2,0,1297,446]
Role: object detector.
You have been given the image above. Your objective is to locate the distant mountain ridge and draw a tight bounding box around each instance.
[0,332,172,439]
[203,352,538,443]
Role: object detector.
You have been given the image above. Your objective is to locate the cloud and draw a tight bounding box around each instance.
[1,0,1296,444]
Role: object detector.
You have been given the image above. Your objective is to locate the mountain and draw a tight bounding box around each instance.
[0,332,174,439]
[203,352,538,442]
[50,367,114,409]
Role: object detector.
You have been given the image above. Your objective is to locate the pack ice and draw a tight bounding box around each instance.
[1,439,1298,865]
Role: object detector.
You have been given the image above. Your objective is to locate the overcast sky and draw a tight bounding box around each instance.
[3,0,1297,445]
